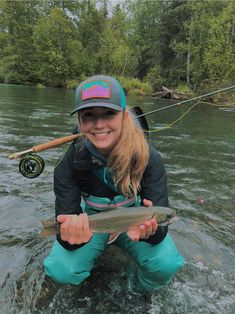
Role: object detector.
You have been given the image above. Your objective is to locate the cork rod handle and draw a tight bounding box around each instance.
[32,134,80,153]
[9,133,81,159]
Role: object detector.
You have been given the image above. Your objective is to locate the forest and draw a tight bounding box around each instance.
[0,0,234,94]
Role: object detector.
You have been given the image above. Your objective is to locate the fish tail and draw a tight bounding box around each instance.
[39,220,60,237]
[41,220,58,228]
[38,228,58,237]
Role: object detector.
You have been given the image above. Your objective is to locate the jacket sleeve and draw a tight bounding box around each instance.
[54,142,85,250]
[140,145,169,244]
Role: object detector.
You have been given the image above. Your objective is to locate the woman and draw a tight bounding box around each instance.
[44,75,184,293]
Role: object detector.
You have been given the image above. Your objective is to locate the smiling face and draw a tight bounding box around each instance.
[79,107,125,155]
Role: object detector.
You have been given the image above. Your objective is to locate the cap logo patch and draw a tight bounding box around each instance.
[82,81,110,100]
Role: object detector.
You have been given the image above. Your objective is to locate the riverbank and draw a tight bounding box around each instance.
[1,80,234,104]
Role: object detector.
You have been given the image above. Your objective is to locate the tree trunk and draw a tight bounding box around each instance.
[186,50,191,86]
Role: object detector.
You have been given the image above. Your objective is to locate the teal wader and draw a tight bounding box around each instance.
[43,168,184,291]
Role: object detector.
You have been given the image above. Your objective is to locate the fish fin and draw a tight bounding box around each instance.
[151,213,157,220]
[107,232,121,244]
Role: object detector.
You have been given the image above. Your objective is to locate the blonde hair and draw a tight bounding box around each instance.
[78,108,149,197]
[108,109,149,197]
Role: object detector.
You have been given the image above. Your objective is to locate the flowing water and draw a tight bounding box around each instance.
[0,84,234,314]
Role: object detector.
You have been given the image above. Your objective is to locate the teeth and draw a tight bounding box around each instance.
[93,132,109,136]
[93,132,108,138]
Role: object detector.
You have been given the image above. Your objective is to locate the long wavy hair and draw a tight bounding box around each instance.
[108,110,149,197]
[78,108,149,197]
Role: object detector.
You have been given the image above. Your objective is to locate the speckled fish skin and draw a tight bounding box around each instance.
[40,206,176,237]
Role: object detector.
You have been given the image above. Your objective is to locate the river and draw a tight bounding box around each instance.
[0,84,234,314]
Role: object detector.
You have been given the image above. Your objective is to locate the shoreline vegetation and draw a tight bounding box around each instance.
[0,0,234,103]
[2,80,234,105]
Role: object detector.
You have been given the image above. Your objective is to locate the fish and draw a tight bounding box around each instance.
[39,206,177,237]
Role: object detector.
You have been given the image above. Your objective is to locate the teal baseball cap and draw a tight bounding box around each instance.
[71,75,126,115]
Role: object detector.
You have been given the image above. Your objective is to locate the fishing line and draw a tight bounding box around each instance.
[144,101,235,133]
[145,102,200,133]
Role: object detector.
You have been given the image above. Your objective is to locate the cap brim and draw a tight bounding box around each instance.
[70,102,123,115]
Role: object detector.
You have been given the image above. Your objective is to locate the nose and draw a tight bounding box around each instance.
[94,116,105,128]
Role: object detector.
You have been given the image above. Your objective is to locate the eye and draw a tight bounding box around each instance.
[81,111,95,119]
[104,110,117,117]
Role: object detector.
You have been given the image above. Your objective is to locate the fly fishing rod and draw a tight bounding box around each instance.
[137,85,235,118]
[9,85,234,178]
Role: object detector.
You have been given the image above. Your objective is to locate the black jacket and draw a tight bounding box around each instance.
[54,139,169,250]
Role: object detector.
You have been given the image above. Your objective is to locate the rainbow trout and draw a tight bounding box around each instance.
[40,206,176,237]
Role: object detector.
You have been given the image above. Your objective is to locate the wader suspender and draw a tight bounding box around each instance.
[80,167,137,209]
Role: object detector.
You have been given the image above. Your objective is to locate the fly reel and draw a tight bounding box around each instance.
[19,155,45,179]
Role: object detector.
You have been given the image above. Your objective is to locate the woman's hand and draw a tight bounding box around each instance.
[127,199,158,242]
[57,214,92,245]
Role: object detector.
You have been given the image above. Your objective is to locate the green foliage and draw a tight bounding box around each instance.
[0,0,234,91]
[33,7,77,86]
[144,65,164,92]
[66,74,88,89]
[175,84,193,94]
[0,0,40,83]
[118,76,152,96]
[203,1,235,85]
[66,79,79,90]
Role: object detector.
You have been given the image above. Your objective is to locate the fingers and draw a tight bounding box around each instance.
[59,214,92,245]
[143,218,158,238]
[138,224,146,239]
[143,199,153,207]
[140,199,156,239]
[130,218,158,241]
[127,229,140,241]
[57,215,67,223]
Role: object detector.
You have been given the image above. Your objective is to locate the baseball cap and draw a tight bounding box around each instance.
[71,75,126,115]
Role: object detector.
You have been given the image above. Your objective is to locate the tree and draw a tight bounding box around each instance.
[203,1,235,85]
[0,0,40,83]
[0,0,233,89]
[174,0,232,89]
[74,1,107,75]
[127,0,162,79]
[127,0,190,85]
[96,4,136,77]
[34,7,81,86]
